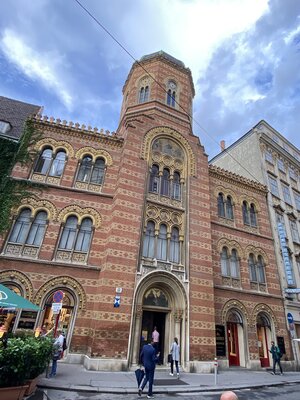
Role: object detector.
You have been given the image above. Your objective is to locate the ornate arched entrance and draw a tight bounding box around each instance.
[256,313,272,367]
[130,271,187,368]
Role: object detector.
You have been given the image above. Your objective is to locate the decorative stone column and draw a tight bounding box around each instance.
[132,305,143,365]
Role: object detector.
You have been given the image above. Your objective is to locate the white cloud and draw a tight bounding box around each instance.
[0,29,73,110]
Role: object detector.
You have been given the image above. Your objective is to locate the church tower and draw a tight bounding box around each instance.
[116,51,215,371]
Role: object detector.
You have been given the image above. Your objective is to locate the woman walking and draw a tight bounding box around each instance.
[169,337,180,378]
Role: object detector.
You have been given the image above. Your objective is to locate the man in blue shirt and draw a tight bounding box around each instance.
[138,340,159,399]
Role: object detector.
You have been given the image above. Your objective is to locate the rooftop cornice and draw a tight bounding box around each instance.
[33,115,124,147]
[209,164,267,193]
[119,101,193,133]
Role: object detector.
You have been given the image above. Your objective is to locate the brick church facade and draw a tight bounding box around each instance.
[0,52,293,371]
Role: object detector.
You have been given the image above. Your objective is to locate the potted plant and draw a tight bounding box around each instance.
[23,336,53,395]
[0,334,52,399]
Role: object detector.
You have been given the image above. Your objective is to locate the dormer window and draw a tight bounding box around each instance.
[0,120,12,134]
[166,81,177,107]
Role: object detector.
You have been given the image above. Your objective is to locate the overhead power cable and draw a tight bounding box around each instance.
[73,0,273,189]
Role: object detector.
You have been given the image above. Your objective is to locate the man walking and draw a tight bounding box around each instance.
[269,340,283,375]
[138,340,159,399]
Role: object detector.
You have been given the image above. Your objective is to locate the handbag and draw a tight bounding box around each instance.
[167,353,173,363]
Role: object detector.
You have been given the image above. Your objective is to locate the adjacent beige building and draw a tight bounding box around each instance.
[210,120,300,366]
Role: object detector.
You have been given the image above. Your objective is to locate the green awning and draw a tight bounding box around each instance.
[0,283,40,311]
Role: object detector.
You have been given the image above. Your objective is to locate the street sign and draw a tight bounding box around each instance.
[285,288,300,294]
[52,302,63,314]
[114,296,120,308]
[287,313,294,324]
[53,290,64,303]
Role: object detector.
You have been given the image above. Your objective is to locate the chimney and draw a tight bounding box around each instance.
[220,140,226,151]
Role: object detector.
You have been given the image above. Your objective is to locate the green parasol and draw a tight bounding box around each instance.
[0,283,40,311]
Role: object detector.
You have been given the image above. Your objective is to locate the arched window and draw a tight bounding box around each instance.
[257,255,266,283]
[144,86,149,102]
[91,158,105,184]
[143,221,155,258]
[34,148,53,175]
[7,208,47,248]
[157,224,167,261]
[230,249,239,278]
[166,81,177,107]
[170,227,180,263]
[26,211,47,246]
[161,168,170,196]
[34,147,66,177]
[218,193,225,217]
[8,208,31,244]
[242,201,250,225]
[58,216,93,254]
[58,216,78,250]
[139,87,145,103]
[139,86,149,103]
[172,171,181,200]
[74,218,93,252]
[49,150,66,177]
[76,156,106,186]
[249,203,257,226]
[149,164,159,193]
[226,196,234,219]
[248,253,257,281]
[221,247,230,276]
[77,156,92,182]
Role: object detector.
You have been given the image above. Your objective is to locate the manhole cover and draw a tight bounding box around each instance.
[154,379,188,386]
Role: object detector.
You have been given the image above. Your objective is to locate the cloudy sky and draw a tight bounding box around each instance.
[0,0,299,158]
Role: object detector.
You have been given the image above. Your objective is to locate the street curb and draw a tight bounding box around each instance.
[37,378,300,394]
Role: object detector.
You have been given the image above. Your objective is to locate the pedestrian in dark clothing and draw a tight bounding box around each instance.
[269,341,283,375]
[138,340,159,399]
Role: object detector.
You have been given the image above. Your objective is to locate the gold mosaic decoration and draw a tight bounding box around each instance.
[75,147,113,165]
[57,205,101,227]
[0,270,35,301]
[216,238,243,258]
[15,197,58,220]
[239,195,261,211]
[34,275,86,310]
[34,138,75,157]
[221,299,248,325]
[214,186,238,205]
[244,245,269,264]
[141,126,196,177]
[250,303,278,330]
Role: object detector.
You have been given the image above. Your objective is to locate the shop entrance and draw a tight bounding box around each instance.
[140,310,166,364]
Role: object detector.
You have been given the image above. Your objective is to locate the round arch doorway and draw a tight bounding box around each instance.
[39,289,76,349]
[130,271,187,368]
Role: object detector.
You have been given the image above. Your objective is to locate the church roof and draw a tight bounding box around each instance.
[140,51,185,68]
[0,96,41,140]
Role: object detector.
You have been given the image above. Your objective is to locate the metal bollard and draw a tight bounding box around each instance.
[214,357,218,385]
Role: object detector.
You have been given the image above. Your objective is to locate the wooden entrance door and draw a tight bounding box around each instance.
[227,322,240,366]
[257,325,270,367]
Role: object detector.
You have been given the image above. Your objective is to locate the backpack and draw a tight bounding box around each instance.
[276,347,282,358]
[63,337,68,351]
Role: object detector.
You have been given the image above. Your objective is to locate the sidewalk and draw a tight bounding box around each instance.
[37,363,300,394]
